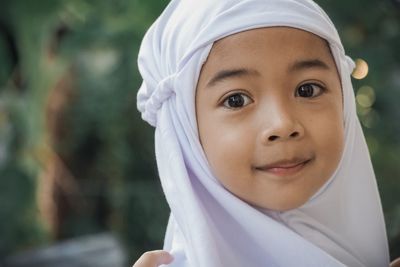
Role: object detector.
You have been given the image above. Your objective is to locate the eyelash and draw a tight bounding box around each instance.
[221,83,326,109]
[295,82,326,98]
[222,91,253,109]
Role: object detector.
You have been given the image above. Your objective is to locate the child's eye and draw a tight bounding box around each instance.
[222,93,252,108]
[295,83,325,98]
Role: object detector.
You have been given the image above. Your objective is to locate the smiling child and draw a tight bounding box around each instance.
[134,0,391,266]
[196,27,344,212]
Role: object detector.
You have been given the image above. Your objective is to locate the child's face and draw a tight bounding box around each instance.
[195,27,344,211]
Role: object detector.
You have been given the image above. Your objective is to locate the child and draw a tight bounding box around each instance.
[135,0,392,266]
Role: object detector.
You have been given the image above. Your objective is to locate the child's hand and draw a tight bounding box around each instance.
[132,250,174,267]
[391,258,400,267]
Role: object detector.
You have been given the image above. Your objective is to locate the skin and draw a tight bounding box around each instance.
[196,27,344,211]
[132,250,173,267]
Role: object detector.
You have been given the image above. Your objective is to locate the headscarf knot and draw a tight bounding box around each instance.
[142,74,176,127]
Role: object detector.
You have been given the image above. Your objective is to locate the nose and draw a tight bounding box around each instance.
[260,103,304,145]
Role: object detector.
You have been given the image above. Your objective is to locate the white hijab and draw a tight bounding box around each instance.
[137,0,390,266]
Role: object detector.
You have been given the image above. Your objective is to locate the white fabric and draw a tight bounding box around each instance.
[137,0,390,266]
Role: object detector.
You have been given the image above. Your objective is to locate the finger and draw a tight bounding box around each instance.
[133,250,174,267]
[390,258,400,267]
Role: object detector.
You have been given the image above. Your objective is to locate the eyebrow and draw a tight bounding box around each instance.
[206,59,330,88]
[288,59,330,72]
[206,68,260,87]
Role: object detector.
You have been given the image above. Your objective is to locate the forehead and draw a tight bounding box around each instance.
[205,26,334,69]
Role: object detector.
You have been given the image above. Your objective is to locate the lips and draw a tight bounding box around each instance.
[254,157,312,177]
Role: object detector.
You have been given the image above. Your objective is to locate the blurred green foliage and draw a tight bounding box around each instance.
[0,0,170,260]
[0,0,399,262]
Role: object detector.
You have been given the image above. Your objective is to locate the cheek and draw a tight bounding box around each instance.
[309,108,344,171]
[199,116,254,180]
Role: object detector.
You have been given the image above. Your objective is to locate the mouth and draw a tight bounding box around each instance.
[254,157,312,177]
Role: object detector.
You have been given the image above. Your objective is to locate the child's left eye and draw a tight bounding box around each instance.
[295,83,325,98]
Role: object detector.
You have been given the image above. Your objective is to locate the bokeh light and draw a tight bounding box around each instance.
[356,85,375,108]
[356,85,379,128]
[352,58,369,80]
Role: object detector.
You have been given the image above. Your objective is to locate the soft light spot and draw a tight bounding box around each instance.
[352,58,369,80]
[81,47,120,76]
[360,109,380,129]
[357,106,371,117]
[356,85,375,108]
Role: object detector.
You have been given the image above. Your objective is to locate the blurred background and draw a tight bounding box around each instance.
[0,0,399,266]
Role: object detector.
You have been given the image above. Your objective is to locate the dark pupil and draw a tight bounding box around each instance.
[298,84,314,97]
[228,94,245,107]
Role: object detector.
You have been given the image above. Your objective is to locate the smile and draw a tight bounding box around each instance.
[254,158,312,177]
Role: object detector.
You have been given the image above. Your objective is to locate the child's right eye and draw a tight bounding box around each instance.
[222,93,252,109]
